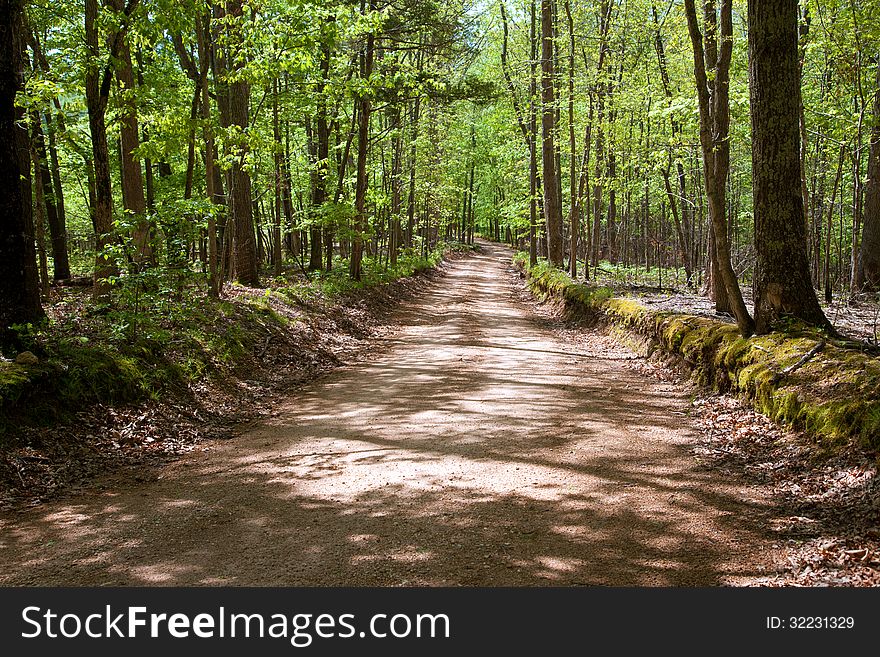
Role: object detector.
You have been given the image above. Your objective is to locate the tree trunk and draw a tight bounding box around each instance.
[109,0,151,266]
[540,0,563,267]
[214,0,258,286]
[27,31,71,281]
[565,0,577,278]
[747,0,829,333]
[85,0,135,301]
[685,0,754,335]
[390,103,403,266]
[0,0,44,332]
[272,78,283,276]
[528,0,538,266]
[857,61,880,292]
[349,1,376,281]
[195,14,220,297]
[30,108,70,281]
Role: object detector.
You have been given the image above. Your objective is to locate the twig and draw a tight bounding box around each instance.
[770,340,825,385]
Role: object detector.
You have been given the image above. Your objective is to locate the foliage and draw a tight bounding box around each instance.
[0,243,453,434]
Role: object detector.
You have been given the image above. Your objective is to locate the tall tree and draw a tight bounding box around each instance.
[26,30,71,281]
[856,61,880,292]
[85,0,139,300]
[350,0,377,281]
[108,0,151,266]
[685,0,753,336]
[540,0,563,266]
[747,0,829,333]
[213,0,259,286]
[564,0,577,278]
[0,0,43,333]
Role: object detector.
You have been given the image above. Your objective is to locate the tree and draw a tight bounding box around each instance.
[108,0,152,266]
[685,0,753,336]
[213,0,258,286]
[857,61,880,292]
[85,0,140,300]
[540,0,563,267]
[747,0,829,333]
[0,0,43,334]
[350,0,377,282]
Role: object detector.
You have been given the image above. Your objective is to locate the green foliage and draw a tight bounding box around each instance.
[1,241,452,432]
[277,242,452,303]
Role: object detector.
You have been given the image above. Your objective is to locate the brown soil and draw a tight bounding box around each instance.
[0,242,779,586]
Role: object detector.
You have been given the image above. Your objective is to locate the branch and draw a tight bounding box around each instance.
[769,340,825,385]
[172,32,200,82]
[99,0,141,102]
[499,1,530,146]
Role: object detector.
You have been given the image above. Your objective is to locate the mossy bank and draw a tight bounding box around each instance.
[514,252,880,452]
[0,244,465,440]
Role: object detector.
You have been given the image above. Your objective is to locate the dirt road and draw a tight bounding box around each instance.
[0,242,774,585]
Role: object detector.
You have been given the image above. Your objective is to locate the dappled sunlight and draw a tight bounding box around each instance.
[0,244,775,586]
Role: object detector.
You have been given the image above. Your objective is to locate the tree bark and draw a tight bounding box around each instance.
[685,0,754,335]
[565,0,577,278]
[540,0,563,266]
[108,0,151,266]
[857,60,880,292]
[214,0,258,286]
[85,0,139,301]
[0,0,43,331]
[747,0,829,333]
[529,0,538,266]
[30,107,70,282]
[349,0,376,281]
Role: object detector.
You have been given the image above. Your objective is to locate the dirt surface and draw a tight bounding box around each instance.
[0,242,781,586]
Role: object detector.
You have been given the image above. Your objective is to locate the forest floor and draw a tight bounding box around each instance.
[1,241,877,585]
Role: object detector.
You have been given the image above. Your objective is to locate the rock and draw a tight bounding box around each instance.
[14,351,39,365]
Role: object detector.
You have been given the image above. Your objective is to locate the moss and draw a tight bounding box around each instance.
[2,246,451,435]
[0,362,48,409]
[515,252,880,453]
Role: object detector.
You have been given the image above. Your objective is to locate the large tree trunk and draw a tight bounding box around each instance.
[0,0,44,332]
[857,62,880,292]
[686,0,754,336]
[109,0,151,266]
[747,0,828,333]
[540,0,563,267]
[214,0,258,286]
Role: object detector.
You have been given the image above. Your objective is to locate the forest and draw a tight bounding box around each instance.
[1,0,879,588]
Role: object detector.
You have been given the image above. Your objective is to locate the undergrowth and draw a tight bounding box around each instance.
[0,242,464,439]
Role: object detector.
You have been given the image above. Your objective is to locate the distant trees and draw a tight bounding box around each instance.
[7,0,877,340]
